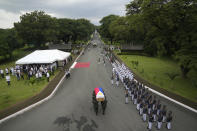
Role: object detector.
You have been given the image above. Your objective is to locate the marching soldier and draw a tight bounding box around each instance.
[147,112,154,131]
[157,112,163,130]
[166,111,172,130]
[161,105,167,122]
[142,104,148,121]
[139,101,143,115]
[133,91,138,105]
[152,96,157,110]
[125,89,129,104]
[157,100,162,115]
[111,74,114,87]
[153,107,157,122]
[136,97,141,110]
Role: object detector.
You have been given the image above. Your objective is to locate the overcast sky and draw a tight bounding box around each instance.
[0,0,130,29]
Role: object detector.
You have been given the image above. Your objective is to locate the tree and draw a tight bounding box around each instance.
[99,15,119,44]
[0,28,22,59]
[14,11,57,48]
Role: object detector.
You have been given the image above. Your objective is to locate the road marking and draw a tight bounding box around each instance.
[74,62,90,68]
[0,50,83,124]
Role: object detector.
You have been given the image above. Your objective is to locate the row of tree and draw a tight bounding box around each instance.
[98,0,197,78]
[0,11,95,59]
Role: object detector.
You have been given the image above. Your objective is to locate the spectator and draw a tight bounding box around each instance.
[6,75,11,86]
[1,69,4,78]
[5,68,9,75]
[46,72,50,82]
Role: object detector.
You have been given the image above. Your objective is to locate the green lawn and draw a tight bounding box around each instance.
[0,47,60,111]
[116,54,197,103]
[0,65,59,111]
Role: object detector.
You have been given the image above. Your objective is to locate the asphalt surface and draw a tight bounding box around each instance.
[0,33,197,131]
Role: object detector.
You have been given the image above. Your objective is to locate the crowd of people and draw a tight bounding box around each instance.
[112,61,173,130]
[0,63,57,86]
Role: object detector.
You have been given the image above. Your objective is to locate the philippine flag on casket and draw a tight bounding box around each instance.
[94,87,105,102]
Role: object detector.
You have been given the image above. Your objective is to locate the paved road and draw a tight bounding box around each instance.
[0,33,197,131]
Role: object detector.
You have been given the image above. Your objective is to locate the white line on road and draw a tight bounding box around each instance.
[133,79,197,113]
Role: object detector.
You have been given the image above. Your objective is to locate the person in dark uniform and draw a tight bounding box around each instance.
[92,91,98,115]
[147,112,154,131]
[125,89,129,104]
[94,101,98,115]
[166,111,172,130]
[161,105,167,122]
[136,97,141,110]
[139,101,144,115]
[143,104,148,122]
[152,96,157,110]
[157,112,163,129]
[157,100,161,115]
[133,91,138,105]
[153,107,157,122]
[148,99,153,115]
[101,99,107,115]
[131,88,134,101]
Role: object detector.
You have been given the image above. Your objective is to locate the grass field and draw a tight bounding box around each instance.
[0,47,60,111]
[0,70,59,111]
[116,53,197,103]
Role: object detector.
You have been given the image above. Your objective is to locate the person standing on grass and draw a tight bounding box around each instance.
[1,69,4,78]
[16,70,20,81]
[6,75,11,86]
[5,68,9,75]
[21,71,24,80]
[46,72,50,82]
[166,111,172,130]
[38,71,42,79]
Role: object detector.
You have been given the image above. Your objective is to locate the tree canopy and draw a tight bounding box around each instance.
[98,0,197,78]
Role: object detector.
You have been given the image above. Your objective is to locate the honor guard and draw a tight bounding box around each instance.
[157,112,163,130]
[142,104,148,121]
[147,112,154,131]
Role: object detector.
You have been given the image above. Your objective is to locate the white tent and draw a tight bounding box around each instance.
[16,49,71,65]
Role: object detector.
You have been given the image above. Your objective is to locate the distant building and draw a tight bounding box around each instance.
[48,44,72,51]
[120,44,144,51]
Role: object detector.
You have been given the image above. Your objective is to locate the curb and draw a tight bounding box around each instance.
[0,52,82,124]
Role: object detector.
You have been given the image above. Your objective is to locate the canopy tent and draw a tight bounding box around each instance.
[16,49,71,65]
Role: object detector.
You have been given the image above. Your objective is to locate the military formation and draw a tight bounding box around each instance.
[112,61,173,130]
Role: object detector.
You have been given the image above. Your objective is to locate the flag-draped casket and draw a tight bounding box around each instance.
[94,87,105,101]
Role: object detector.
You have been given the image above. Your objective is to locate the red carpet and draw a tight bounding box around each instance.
[74,62,90,68]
